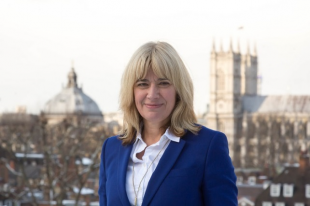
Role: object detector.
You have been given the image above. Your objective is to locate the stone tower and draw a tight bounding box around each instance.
[206,39,258,167]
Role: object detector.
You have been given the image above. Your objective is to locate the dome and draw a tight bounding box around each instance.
[43,87,102,115]
[42,68,103,124]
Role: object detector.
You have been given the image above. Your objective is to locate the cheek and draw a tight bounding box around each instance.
[167,91,177,107]
[171,97,176,108]
[134,90,142,108]
[134,95,139,109]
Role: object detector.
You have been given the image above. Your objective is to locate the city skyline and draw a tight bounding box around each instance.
[0,0,310,114]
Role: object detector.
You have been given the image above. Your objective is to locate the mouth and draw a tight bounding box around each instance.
[144,103,163,109]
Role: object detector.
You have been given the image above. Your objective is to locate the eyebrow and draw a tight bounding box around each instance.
[136,79,148,83]
[136,78,169,82]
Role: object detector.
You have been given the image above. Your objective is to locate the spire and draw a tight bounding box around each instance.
[237,38,240,53]
[246,41,251,56]
[212,38,216,53]
[253,42,257,56]
[229,37,233,53]
[67,63,78,88]
[220,39,223,52]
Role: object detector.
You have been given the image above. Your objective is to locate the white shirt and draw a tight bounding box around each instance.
[125,128,180,206]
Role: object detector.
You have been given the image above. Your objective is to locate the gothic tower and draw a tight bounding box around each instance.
[240,43,258,96]
[206,39,258,167]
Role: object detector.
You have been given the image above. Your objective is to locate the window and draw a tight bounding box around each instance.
[248,176,256,185]
[3,200,12,206]
[306,184,310,198]
[294,203,304,206]
[270,183,281,197]
[262,202,272,206]
[237,176,243,184]
[217,69,225,91]
[283,184,294,197]
[275,203,285,206]
[31,160,37,166]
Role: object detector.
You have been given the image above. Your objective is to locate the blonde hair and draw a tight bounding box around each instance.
[119,41,200,145]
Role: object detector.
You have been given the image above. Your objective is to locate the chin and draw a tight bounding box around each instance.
[143,115,169,125]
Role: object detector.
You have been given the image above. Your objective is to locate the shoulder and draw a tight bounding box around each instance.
[186,125,227,142]
[182,125,227,148]
[105,135,121,144]
[197,125,224,136]
[100,135,127,163]
[101,135,123,151]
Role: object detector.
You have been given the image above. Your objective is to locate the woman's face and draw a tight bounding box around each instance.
[134,69,176,127]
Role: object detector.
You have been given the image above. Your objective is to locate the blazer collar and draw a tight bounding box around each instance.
[117,134,187,206]
[142,138,186,206]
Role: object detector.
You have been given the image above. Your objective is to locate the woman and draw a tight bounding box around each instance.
[98,42,237,206]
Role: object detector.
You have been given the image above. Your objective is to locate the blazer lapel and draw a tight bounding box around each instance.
[142,138,186,206]
[117,143,133,206]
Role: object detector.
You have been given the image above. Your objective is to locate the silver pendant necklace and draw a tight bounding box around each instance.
[132,139,170,206]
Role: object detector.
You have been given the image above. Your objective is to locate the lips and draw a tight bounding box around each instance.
[144,103,163,109]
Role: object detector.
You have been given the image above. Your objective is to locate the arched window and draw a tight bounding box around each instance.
[298,122,306,140]
[285,122,294,140]
[271,122,281,140]
[248,121,256,138]
[217,69,225,90]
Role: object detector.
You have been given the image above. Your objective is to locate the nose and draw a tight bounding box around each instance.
[147,83,159,99]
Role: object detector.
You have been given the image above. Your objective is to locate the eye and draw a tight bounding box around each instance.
[158,81,171,87]
[136,82,148,87]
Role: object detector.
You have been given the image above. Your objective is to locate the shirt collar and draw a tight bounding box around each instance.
[134,126,180,144]
[163,127,180,143]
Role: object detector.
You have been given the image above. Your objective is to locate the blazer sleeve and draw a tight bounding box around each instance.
[98,138,109,206]
[203,132,238,206]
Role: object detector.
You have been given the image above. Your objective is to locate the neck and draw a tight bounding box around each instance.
[142,121,168,146]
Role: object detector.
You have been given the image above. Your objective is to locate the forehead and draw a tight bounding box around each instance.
[137,67,168,80]
[138,69,168,80]
[133,51,174,82]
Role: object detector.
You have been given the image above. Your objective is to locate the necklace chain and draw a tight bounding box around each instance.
[132,139,170,206]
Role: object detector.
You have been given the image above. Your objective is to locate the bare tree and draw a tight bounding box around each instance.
[0,116,111,206]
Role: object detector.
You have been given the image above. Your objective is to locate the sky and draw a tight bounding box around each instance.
[0,0,310,114]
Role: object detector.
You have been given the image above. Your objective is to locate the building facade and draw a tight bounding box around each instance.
[206,40,310,169]
[255,152,310,205]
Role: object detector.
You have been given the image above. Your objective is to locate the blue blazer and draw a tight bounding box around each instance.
[98,126,238,206]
